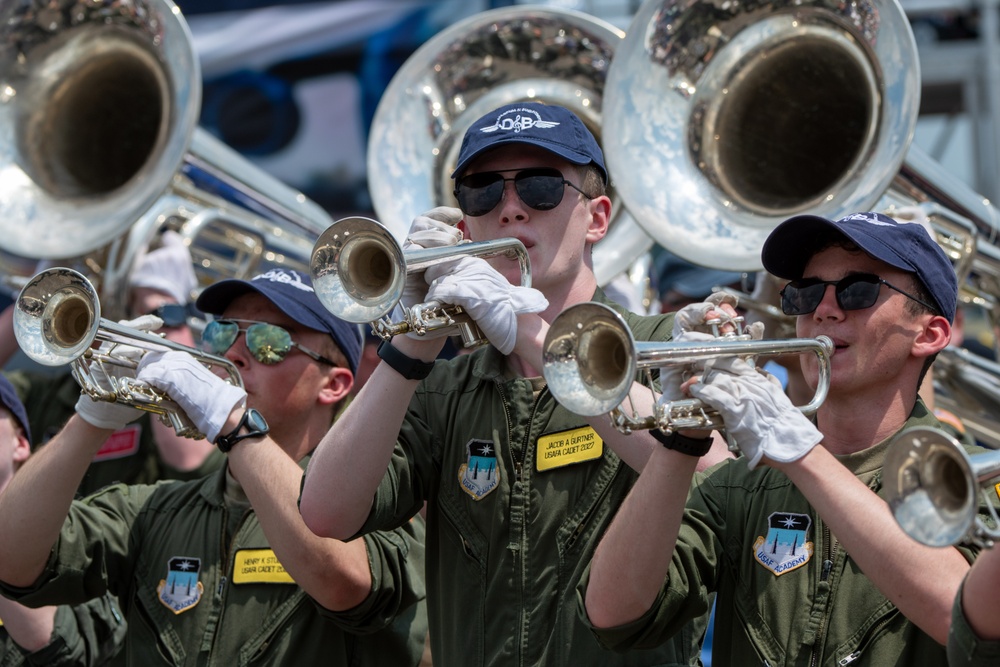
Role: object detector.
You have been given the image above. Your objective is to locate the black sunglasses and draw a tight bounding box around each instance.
[780,273,938,316]
[146,303,200,328]
[201,319,337,366]
[453,167,590,217]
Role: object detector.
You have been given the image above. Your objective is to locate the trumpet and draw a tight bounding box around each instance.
[13,268,242,440]
[542,302,833,434]
[884,426,1000,548]
[310,217,531,347]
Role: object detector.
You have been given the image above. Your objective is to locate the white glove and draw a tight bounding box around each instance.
[73,315,165,430]
[689,357,822,469]
[401,207,465,311]
[136,350,247,443]
[672,291,741,337]
[423,256,548,354]
[657,330,716,404]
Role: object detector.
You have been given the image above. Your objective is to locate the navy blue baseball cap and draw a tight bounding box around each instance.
[0,374,30,444]
[761,211,958,323]
[196,269,363,373]
[451,102,607,183]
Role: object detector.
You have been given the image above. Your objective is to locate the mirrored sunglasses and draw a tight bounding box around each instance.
[780,273,938,316]
[201,319,336,366]
[453,167,589,217]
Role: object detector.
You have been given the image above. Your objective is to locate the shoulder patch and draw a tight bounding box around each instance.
[753,512,814,576]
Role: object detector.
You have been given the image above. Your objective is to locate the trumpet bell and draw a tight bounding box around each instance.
[884,426,1000,548]
[311,217,406,324]
[543,303,638,417]
[14,268,101,366]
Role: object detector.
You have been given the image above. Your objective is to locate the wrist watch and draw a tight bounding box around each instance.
[215,408,269,452]
[377,339,435,380]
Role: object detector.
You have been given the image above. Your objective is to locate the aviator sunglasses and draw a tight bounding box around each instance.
[453,167,590,217]
[201,319,336,366]
[780,273,938,316]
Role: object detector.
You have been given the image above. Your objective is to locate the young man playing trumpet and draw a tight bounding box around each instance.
[300,101,730,666]
[582,211,996,665]
[0,269,428,666]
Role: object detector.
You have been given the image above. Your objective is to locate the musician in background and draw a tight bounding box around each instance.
[300,101,729,666]
[0,268,428,666]
[583,211,995,665]
[0,374,126,666]
[948,544,1000,666]
[1,231,223,494]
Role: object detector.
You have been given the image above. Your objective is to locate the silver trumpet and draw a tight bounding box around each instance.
[310,216,531,348]
[542,302,833,435]
[884,426,1000,549]
[13,268,243,440]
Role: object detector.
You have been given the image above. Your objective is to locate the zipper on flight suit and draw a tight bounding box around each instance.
[495,377,546,666]
[808,524,839,667]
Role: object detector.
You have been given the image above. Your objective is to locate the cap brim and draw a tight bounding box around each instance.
[451,138,599,179]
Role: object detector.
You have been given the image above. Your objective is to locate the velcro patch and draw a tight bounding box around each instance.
[536,426,603,471]
[232,549,295,584]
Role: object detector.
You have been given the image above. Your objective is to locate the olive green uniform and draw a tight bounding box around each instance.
[343,290,704,666]
[947,578,1000,667]
[580,403,995,666]
[0,458,427,666]
[0,593,125,667]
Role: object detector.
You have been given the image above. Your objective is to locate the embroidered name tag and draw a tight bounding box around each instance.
[232,549,295,584]
[536,426,603,471]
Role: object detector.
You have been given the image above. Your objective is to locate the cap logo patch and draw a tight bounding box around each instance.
[253,269,313,293]
[480,107,559,135]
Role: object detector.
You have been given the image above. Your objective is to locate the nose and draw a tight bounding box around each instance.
[223,331,251,370]
[811,284,844,321]
[497,180,528,224]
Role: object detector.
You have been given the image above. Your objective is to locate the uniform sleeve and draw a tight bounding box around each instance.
[20,594,126,667]
[356,374,445,537]
[578,466,726,651]
[947,577,1000,667]
[0,483,157,607]
[314,514,426,634]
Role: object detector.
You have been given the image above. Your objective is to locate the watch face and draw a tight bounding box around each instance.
[246,409,268,433]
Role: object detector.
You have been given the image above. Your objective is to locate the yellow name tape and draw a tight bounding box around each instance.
[536,426,603,471]
[232,549,295,584]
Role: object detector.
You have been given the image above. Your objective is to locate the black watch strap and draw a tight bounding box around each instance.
[216,408,269,452]
[377,340,435,381]
[649,429,714,457]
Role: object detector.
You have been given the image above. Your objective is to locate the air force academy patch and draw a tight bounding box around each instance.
[158,556,204,614]
[754,512,814,576]
[458,439,500,500]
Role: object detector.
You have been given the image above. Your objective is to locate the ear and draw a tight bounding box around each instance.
[585,195,612,245]
[11,429,31,466]
[317,366,354,407]
[913,314,952,359]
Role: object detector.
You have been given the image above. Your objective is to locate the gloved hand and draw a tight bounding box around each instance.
[423,256,547,354]
[689,357,822,469]
[73,315,166,430]
[136,350,247,443]
[657,330,717,404]
[672,291,742,338]
[401,207,465,311]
